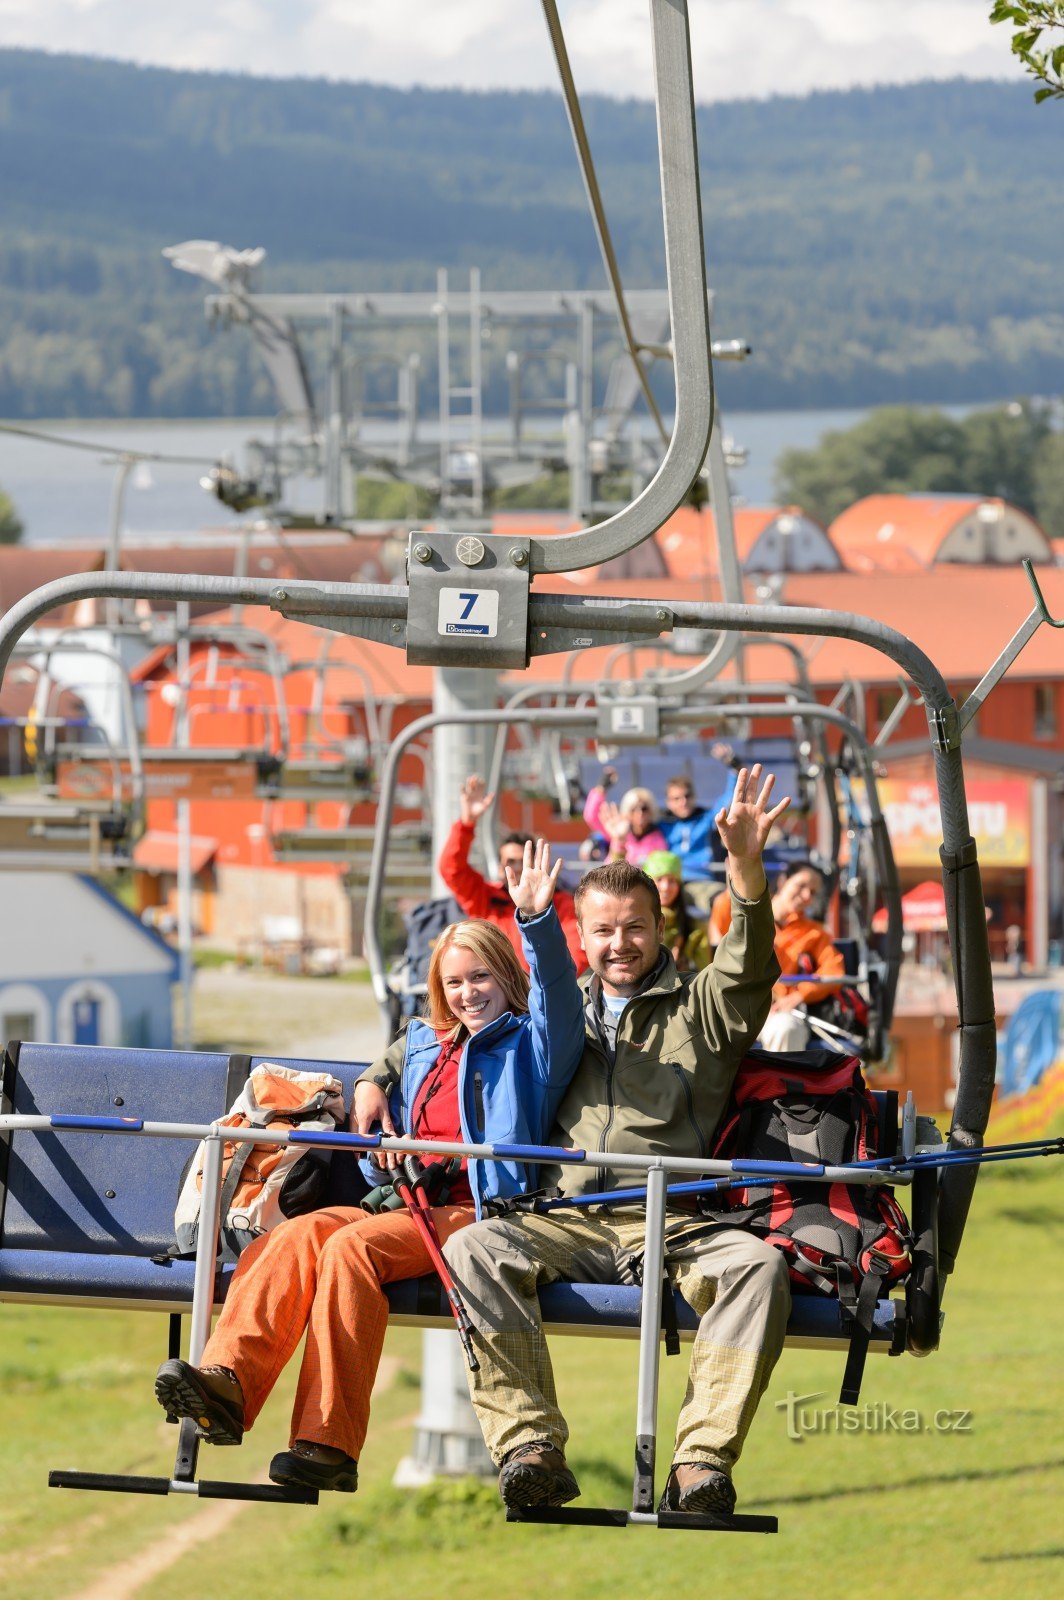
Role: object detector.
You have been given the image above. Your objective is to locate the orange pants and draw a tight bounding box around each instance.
[201,1203,473,1461]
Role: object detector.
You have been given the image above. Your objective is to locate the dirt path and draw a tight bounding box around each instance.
[193,967,388,1063]
[65,1357,401,1600]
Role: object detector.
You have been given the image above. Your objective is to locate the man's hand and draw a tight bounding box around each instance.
[459,774,494,827]
[505,838,563,918]
[716,764,790,900]
[771,985,804,1012]
[352,1080,401,1170]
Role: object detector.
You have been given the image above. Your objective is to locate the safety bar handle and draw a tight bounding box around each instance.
[288,1128,382,1148]
[50,1114,145,1132]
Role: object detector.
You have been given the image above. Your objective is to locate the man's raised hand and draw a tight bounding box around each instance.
[505,838,563,918]
[459,773,494,826]
[716,764,791,900]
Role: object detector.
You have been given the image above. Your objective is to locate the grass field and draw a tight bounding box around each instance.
[0,971,1060,1599]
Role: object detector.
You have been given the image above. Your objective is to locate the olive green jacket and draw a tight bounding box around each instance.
[545,887,778,1196]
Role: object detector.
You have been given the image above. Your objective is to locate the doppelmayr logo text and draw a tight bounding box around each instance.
[776,1390,973,1442]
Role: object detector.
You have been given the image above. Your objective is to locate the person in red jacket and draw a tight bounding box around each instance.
[439,775,587,974]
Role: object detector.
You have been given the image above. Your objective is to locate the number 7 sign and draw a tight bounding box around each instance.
[437,588,500,637]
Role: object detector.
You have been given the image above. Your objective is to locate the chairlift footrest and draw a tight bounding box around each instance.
[506,1505,778,1533]
[49,1469,318,1504]
[50,1470,171,1496]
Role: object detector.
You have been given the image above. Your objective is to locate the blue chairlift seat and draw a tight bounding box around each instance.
[0,1040,907,1355]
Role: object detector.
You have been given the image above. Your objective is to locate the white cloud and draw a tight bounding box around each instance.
[0,0,1029,100]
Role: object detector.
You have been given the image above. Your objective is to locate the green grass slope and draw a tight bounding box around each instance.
[0,1144,1060,1598]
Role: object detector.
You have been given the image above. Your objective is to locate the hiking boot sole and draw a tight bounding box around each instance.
[269,1450,359,1493]
[676,1483,735,1518]
[660,1479,736,1519]
[499,1462,580,1510]
[154,1360,244,1446]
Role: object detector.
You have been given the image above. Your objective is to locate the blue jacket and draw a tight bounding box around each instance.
[660,805,725,883]
[358,906,584,1217]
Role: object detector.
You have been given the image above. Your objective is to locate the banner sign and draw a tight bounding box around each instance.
[879,778,1030,867]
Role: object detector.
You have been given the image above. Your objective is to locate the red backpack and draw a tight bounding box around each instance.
[710,1046,912,1405]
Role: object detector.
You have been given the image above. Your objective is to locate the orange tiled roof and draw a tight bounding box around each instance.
[829,493,1050,569]
[129,605,435,701]
[522,563,1064,690]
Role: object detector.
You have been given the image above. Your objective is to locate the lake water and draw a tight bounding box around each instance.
[0,403,988,546]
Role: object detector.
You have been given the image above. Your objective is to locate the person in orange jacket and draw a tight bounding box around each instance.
[710,860,842,1051]
[438,775,588,975]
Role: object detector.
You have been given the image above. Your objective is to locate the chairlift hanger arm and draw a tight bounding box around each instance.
[957,560,1060,734]
[540,0,668,450]
[528,0,714,576]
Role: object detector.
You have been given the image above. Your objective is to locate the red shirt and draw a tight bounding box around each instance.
[407,1035,473,1206]
[438,819,588,975]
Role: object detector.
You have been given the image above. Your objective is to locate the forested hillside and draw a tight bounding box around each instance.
[0,49,1061,417]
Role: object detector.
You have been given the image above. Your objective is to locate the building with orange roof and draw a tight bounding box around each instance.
[658,506,841,577]
[830,494,1053,571]
[8,517,1063,968]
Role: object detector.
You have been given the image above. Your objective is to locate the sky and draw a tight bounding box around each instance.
[0,1,1028,102]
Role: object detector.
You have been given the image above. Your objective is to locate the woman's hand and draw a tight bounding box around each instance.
[598,799,630,851]
[505,838,563,917]
[352,1080,402,1169]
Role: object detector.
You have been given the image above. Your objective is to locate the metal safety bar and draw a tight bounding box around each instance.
[0,1114,915,1186]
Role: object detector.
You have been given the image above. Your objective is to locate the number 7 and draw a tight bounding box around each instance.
[459,592,478,620]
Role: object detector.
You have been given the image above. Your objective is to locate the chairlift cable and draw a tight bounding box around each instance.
[0,421,216,467]
[540,0,670,449]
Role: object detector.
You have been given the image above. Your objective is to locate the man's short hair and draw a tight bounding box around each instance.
[666,773,694,795]
[500,831,534,850]
[574,859,661,922]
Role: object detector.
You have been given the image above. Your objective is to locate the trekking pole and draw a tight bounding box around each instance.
[391,1155,481,1373]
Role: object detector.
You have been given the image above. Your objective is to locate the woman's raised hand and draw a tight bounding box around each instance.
[505,838,563,917]
[598,799,630,845]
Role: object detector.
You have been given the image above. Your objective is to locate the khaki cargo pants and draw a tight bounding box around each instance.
[444,1210,791,1473]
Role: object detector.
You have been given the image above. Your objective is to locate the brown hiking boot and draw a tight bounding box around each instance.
[658,1462,736,1518]
[154,1359,245,1446]
[270,1440,359,1493]
[498,1441,580,1509]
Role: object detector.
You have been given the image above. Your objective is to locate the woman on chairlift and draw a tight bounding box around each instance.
[154,841,582,1493]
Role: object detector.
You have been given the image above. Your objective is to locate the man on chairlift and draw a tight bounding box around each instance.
[658,742,742,911]
[444,764,790,1521]
[439,774,587,974]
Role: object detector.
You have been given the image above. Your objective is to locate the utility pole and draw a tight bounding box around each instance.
[393,660,497,1484]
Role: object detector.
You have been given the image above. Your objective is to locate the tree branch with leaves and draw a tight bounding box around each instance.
[991,2,1064,102]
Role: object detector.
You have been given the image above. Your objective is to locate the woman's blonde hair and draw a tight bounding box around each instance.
[425,918,530,1033]
[620,786,659,822]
